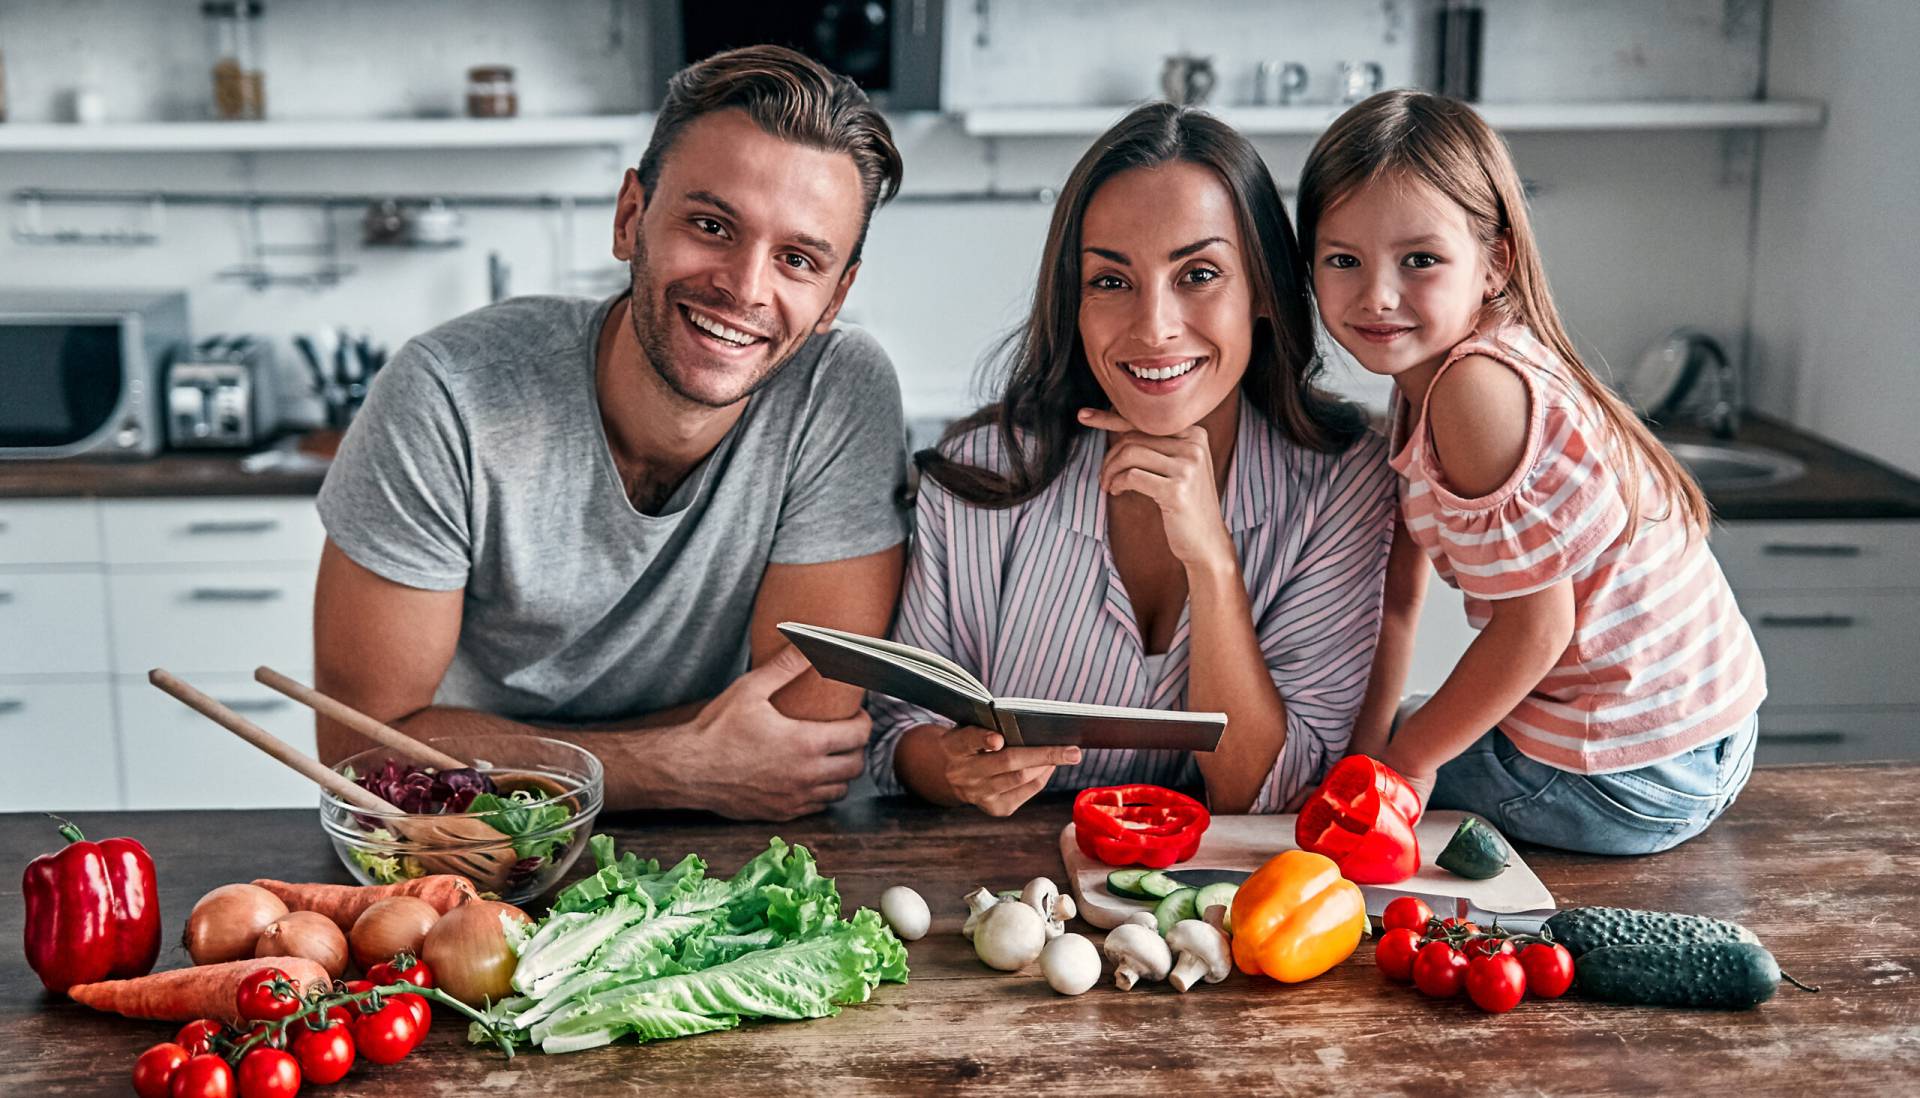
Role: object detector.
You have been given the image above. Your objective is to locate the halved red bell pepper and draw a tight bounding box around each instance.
[1073,784,1211,868]
[1293,755,1422,884]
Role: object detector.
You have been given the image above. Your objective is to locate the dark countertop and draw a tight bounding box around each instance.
[2,764,1917,1094]
[4,415,1919,519]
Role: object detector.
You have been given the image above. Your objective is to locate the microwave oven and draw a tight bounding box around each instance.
[0,289,187,460]
[648,0,942,110]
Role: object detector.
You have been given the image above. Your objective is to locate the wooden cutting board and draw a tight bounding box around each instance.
[1061,811,1558,930]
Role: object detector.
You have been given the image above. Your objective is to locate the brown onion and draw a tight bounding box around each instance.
[256,909,349,978]
[349,895,440,972]
[421,900,531,1006]
[184,883,289,965]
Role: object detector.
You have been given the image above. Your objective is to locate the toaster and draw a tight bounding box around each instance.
[166,335,279,449]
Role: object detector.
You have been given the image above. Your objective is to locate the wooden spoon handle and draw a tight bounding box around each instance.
[254,666,469,772]
[148,668,396,814]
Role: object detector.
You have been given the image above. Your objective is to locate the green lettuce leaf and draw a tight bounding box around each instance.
[468,791,573,860]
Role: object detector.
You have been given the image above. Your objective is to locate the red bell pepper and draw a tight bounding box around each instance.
[1294,755,1422,884]
[22,817,160,993]
[1073,784,1211,868]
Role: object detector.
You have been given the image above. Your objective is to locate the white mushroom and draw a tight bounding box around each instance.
[1125,911,1159,930]
[973,899,1048,971]
[1165,919,1233,992]
[879,886,930,941]
[1019,877,1076,938]
[960,887,1000,941]
[1040,933,1102,995]
[1103,923,1173,990]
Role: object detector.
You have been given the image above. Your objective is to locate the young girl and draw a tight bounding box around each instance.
[1298,90,1764,855]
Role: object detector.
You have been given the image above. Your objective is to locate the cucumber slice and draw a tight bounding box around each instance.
[1136,871,1183,899]
[1105,868,1156,900]
[1153,887,1199,935]
[1194,882,1239,930]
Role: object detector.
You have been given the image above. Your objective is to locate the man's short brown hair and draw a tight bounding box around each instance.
[639,44,904,265]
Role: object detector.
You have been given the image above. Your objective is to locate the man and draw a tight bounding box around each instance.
[312,45,909,820]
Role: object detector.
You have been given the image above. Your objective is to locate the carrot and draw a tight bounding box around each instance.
[249,875,479,932]
[68,956,330,1024]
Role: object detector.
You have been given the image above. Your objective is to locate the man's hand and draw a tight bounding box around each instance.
[683,645,872,820]
[934,726,1082,817]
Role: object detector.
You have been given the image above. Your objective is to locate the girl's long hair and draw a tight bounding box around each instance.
[1295,89,1710,537]
[918,102,1367,506]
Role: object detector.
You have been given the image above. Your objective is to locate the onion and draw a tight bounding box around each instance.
[256,910,349,978]
[421,900,531,1006]
[349,896,440,972]
[184,883,289,965]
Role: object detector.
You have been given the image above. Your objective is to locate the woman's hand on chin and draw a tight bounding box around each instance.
[1082,407,1235,570]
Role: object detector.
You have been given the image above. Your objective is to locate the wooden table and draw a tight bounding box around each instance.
[4,764,1916,1095]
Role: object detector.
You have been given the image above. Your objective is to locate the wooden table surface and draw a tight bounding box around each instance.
[3,763,1916,1096]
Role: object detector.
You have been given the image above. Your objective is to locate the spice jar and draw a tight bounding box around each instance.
[466,65,518,118]
[204,0,265,121]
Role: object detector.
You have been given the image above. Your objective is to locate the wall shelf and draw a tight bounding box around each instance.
[961,99,1828,138]
[0,114,649,153]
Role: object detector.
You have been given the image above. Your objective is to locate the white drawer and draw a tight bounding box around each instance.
[0,680,121,810]
[101,498,324,566]
[0,570,112,674]
[0,499,102,566]
[1754,705,1919,765]
[108,567,313,674]
[1713,520,1920,592]
[1744,591,1920,707]
[117,676,320,809]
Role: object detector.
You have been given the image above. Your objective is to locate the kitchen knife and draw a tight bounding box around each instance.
[1150,870,1555,932]
[1161,868,1250,888]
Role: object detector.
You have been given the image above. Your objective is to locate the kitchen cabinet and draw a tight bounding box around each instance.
[0,496,324,811]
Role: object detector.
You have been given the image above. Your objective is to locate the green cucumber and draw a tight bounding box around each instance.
[1544,906,1760,959]
[1136,871,1184,899]
[1435,816,1511,879]
[1194,882,1239,930]
[1153,888,1199,935]
[1105,868,1156,900]
[1576,942,1781,1009]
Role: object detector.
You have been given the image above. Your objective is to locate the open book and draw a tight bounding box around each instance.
[777,622,1226,752]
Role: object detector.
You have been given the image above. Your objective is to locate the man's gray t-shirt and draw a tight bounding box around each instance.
[316,292,910,722]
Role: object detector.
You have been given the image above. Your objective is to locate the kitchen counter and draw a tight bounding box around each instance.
[3,763,1915,1095]
[0,447,327,499]
[1655,414,1920,520]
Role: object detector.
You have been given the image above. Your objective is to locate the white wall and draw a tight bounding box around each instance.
[1750,0,1920,477]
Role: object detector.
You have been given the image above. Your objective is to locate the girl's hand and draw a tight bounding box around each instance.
[937,726,1082,817]
[1079,408,1233,568]
[1380,743,1438,813]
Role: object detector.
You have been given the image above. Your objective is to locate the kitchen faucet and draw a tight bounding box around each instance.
[1687,331,1739,440]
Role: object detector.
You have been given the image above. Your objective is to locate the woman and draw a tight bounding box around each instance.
[867,103,1396,815]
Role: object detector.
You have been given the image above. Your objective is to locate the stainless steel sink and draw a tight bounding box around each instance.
[1667,442,1805,490]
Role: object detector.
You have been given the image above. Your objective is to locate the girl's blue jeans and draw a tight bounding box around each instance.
[1401,703,1758,856]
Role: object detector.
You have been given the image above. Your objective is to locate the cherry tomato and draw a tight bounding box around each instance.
[290,1020,356,1086]
[133,1042,190,1098]
[1412,940,1470,998]
[340,980,376,1018]
[367,955,434,991]
[1467,952,1528,1013]
[392,991,432,1038]
[236,967,302,1022]
[352,999,421,1065]
[1440,917,1480,936]
[1374,927,1424,983]
[241,1022,286,1050]
[235,1048,301,1098]
[1520,942,1575,999]
[1381,897,1433,935]
[176,1019,227,1057]
[169,1054,235,1098]
[1464,936,1515,958]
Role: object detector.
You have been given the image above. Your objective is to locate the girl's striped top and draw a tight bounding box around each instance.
[1388,322,1767,774]
[867,399,1396,812]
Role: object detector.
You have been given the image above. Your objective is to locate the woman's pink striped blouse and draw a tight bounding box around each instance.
[867,399,1397,812]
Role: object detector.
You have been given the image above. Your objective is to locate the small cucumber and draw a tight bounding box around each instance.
[1435,816,1511,880]
[1544,906,1760,959]
[1105,868,1156,900]
[1153,887,1199,935]
[1136,871,1184,899]
[1194,882,1239,930]
[1576,942,1781,1009]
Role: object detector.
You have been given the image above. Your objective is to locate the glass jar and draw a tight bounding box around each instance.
[204,0,265,121]
[466,65,518,119]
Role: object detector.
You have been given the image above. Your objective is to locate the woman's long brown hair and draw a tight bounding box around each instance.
[1294,89,1710,538]
[918,102,1367,507]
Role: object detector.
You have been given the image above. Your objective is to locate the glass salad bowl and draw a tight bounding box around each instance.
[320,735,604,907]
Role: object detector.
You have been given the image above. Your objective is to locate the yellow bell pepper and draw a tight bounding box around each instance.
[1229,849,1366,982]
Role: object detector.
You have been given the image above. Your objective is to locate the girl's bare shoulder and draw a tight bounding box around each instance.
[1426,353,1532,499]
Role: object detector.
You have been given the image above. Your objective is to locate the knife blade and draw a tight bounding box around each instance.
[1159,868,1251,888]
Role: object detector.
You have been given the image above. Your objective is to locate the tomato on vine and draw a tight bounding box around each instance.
[290,1020,356,1086]
[1520,942,1575,998]
[1380,896,1433,935]
[132,1042,189,1098]
[367,955,434,990]
[1374,927,1424,983]
[235,1048,301,1098]
[352,998,422,1065]
[175,1019,227,1057]
[1467,952,1528,1013]
[235,967,302,1022]
[167,1054,235,1098]
[1412,940,1470,998]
